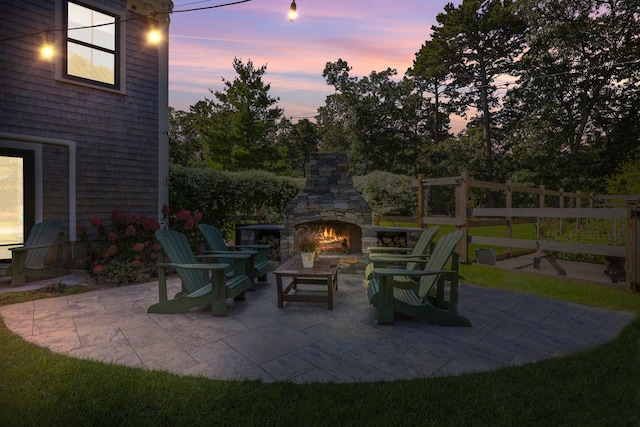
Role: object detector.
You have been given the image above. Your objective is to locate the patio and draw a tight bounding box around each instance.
[0,268,633,383]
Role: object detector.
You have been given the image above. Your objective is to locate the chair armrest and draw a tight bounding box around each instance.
[368,247,415,253]
[9,242,59,253]
[229,244,270,264]
[370,253,430,259]
[197,252,253,260]
[368,256,430,264]
[229,244,271,250]
[372,268,456,280]
[203,248,257,256]
[158,262,229,271]
[196,253,253,278]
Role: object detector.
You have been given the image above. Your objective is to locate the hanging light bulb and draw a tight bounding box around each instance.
[40,43,54,59]
[288,0,297,21]
[148,28,162,44]
[40,31,54,60]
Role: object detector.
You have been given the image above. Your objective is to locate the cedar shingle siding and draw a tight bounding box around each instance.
[1,0,160,231]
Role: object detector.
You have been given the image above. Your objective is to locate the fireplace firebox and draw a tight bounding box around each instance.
[302,221,362,254]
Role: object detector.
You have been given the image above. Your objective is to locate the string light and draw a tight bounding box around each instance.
[1,0,299,59]
[40,30,54,60]
[40,43,54,59]
[288,1,297,22]
[148,28,162,44]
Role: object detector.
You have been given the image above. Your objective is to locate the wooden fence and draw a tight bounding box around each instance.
[415,172,640,290]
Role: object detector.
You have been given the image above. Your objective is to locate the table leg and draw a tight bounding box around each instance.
[276,275,283,308]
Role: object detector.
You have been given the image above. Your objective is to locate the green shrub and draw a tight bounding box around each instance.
[224,170,304,223]
[169,166,303,237]
[168,167,232,230]
[353,171,416,216]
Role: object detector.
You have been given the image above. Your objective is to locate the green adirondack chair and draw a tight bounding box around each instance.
[0,220,69,287]
[199,223,272,286]
[148,229,253,317]
[367,230,471,326]
[365,225,440,281]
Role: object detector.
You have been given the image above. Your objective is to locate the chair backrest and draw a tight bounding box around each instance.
[24,220,64,268]
[199,224,228,252]
[406,226,440,271]
[416,230,464,300]
[156,229,208,293]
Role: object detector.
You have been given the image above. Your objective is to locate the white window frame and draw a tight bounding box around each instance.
[55,0,127,93]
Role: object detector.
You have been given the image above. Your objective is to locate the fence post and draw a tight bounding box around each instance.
[456,172,469,262]
[576,190,582,230]
[417,174,425,228]
[626,201,639,291]
[559,188,564,234]
[506,179,512,257]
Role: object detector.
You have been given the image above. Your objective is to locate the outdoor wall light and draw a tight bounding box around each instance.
[40,31,54,60]
[147,28,162,44]
[288,0,297,21]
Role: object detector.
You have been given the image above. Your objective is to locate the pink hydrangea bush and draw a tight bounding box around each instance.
[161,205,204,254]
[77,209,162,286]
[78,206,204,286]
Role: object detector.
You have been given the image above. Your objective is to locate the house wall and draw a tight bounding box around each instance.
[0,0,163,265]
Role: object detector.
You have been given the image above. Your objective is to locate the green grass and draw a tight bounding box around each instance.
[1,268,639,425]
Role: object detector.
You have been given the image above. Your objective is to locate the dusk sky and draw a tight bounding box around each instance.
[168,0,462,123]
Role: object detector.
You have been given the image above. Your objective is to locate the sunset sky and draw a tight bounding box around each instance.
[168,0,461,123]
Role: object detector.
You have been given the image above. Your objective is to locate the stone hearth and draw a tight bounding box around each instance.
[281,152,375,274]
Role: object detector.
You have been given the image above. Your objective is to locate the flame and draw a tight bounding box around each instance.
[318,227,349,252]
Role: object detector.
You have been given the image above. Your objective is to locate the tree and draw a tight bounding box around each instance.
[394,76,449,177]
[193,58,284,171]
[278,118,320,177]
[407,37,455,177]
[607,159,640,195]
[505,0,640,191]
[168,107,206,168]
[318,59,429,175]
[427,0,526,183]
[408,37,453,150]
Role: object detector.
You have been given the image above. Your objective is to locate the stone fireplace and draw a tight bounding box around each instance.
[281,152,376,274]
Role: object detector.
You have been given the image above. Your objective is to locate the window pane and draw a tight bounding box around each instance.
[68,42,115,85]
[0,156,24,260]
[68,2,115,51]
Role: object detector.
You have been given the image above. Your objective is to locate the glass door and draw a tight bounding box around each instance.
[0,149,35,260]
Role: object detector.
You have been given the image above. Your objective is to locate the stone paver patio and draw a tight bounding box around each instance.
[0,271,634,383]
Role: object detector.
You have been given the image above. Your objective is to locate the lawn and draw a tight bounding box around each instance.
[0,264,639,425]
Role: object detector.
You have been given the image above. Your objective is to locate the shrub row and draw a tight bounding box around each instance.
[168,166,418,234]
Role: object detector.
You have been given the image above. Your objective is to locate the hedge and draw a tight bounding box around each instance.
[168,166,417,236]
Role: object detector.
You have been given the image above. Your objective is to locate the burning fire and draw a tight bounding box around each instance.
[318,227,350,253]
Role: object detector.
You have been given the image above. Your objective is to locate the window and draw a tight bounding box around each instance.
[64,1,120,88]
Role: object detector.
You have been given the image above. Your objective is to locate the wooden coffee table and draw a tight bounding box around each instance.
[274,256,339,310]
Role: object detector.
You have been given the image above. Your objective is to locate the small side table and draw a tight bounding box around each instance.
[273,256,339,310]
